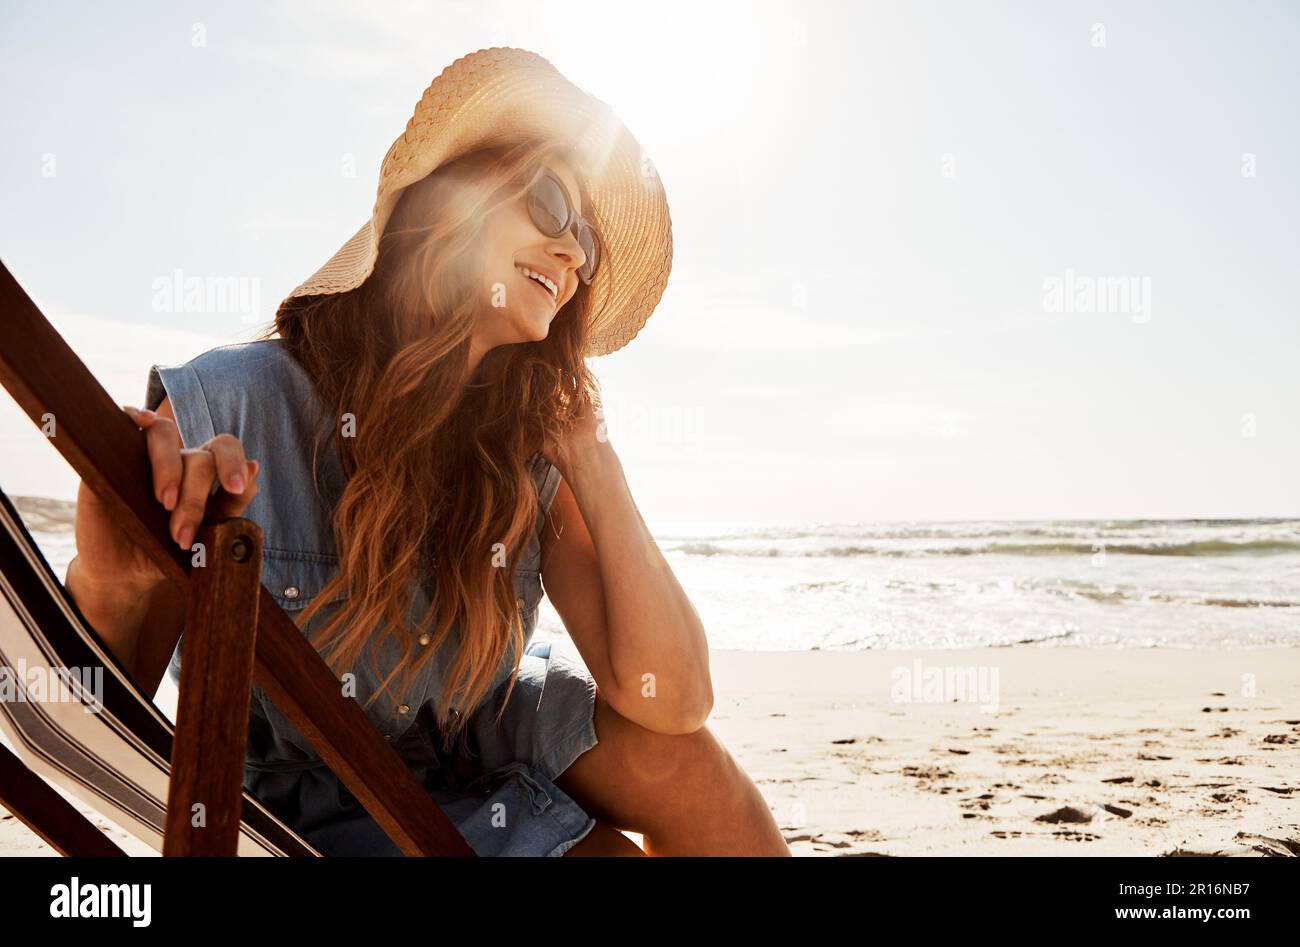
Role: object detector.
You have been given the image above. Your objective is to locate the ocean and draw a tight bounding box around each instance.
[629,518,1299,651]
[16,497,1298,652]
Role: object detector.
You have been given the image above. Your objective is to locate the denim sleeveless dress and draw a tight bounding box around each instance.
[144,338,600,856]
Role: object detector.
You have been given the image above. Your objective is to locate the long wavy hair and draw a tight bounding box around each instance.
[254,138,607,750]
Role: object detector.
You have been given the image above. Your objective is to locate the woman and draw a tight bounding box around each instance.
[64,48,789,856]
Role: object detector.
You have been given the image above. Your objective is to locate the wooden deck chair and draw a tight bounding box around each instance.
[0,487,322,856]
[0,260,474,856]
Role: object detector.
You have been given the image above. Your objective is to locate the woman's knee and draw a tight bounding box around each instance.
[562,820,646,857]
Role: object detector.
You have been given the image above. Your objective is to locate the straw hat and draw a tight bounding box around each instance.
[275,47,673,357]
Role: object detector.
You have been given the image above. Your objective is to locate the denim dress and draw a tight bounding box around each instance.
[144,338,600,856]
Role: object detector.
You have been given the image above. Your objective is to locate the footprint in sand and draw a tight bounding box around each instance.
[1209,791,1249,805]
[1035,806,1094,824]
[901,765,956,781]
[989,829,1102,842]
[1052,830,1103,841]
[960,792,997,812]
[810,829,885,849]
[959,786,1041,813]
[1165,833,1300,857]
[902,765,965,796]
[1234,833,1300,856]
[1035,804,1132,824]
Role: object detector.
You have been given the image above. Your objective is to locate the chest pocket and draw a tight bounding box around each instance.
[263,548,348,613]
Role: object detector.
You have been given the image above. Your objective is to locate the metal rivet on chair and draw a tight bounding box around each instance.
[283,585,300,600]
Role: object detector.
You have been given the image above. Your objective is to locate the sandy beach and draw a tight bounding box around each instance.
[3,645,1297,857]
[708,646,1300,856]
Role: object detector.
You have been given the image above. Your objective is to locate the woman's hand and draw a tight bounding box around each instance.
[542,388,608,478]
[71,402,262,590]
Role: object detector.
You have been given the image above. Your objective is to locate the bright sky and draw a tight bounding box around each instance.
[2,0,1297,522]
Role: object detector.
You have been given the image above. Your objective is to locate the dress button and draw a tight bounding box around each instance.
[384,734,392,741]
[283,586,300,600]
[516,597,525,611]
[418,633,432,646]
[397,704,410,714]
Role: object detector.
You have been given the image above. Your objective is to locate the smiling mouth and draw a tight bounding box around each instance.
[519,271,556,307]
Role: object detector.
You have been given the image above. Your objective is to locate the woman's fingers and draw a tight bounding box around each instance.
[122,406,261,550]
[210,459,260,519]
[123,405,184,511]
[202,433,251,496]
[171,449,217,550]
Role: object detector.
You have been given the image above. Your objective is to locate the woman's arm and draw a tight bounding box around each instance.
[65,395,259,698]
[540,441,712,735]
[65,555,187,697]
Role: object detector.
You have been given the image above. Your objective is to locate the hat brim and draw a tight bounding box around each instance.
[277,47,672,358]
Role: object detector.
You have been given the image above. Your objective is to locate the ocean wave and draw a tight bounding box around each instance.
[670,538,1300,558]
[655,519,1300,544]
[784,575,1299,609]
[979,540,1300,557]
[1039,580,1299,609]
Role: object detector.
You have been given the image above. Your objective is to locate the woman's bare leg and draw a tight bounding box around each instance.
[555,688,791,856]
[562,819,646,856]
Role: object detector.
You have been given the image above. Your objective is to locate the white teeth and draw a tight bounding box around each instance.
[516,266,557,300]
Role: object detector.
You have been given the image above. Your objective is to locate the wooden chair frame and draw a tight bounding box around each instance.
[0,260,474,856]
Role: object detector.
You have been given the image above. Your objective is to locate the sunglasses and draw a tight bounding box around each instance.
[524,167,602,285]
